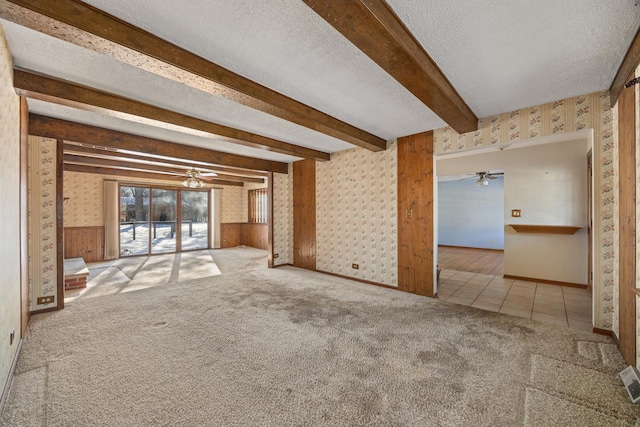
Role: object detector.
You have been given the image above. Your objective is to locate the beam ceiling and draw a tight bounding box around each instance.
[610,26,640,107]
[62,143,268,178]
[63,154,264,184]
[15,70,330,161]
[63,144,267,180]
[29,114,289,174]
[63,163,244,186]
[2,0,386,152]
[302,0,478,134]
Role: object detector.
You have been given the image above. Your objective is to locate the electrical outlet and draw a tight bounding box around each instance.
[9,329,15,345]
[37,296,55,305]
[352,263,359,269]
[273,253,279,259]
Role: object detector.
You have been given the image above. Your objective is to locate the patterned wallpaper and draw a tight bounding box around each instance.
[28,136,58,311]
[273,165,293,265]
[316,142,398,286]
[0,22,21,393]
[220,181,267,223]
[220,185,245,223]
[613,98,620,338]
[434,91,614,330]
[64,172,104,227]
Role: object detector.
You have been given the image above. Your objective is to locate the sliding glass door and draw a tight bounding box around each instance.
[151,188,177,254]
[181,190,209,250]
[119,185,210,256]
[120,186,150,256]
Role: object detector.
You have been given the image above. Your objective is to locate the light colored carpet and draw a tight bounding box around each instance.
[2,248,639,426]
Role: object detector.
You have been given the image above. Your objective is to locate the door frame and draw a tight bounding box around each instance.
[117,183,211,257]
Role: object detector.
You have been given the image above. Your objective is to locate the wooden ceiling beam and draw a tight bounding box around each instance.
[610,26,640,107]
[63,154,264,183]
[63,163,244,187]
[29,114,289,174]
[302,0,478,134]
[62,143,268,178]
[2,0,386,151]
[14,69,330,161]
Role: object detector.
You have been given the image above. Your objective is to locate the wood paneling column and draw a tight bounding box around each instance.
[19,97,30,336]
[293,159,316,270]
[618,72,637,365]
[397,132,435,297]
[267,172,275,268]
[56,139,64,310]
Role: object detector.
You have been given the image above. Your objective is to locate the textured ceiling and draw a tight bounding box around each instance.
[1,0,638,167]
[386,0,640,117]
[80,0,447,139]
[27,99,300,163]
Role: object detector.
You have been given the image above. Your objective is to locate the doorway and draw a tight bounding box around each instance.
[434,136,594,331]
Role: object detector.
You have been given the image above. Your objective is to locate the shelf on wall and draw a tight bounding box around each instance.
[508,224,583,235]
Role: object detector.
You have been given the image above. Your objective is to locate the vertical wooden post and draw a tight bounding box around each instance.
[293,159,316,270]
[267,172,275,268]
[618,72,637,365]
[56,139,64,310]
[19,97,30,334]
[397,132,435,297]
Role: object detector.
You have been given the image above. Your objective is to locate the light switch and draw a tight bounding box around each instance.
[511,209,521,217]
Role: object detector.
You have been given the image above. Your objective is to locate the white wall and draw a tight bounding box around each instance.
[0,22,22,401]
[438,176,504,249]
[437,138,590,284]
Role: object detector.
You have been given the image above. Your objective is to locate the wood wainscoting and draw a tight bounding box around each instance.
[64,226,105,263]
[220,223,268,249]
[242,223,268,250]
[220,223,241,248]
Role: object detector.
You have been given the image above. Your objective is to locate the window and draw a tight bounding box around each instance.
[248,188,267,223]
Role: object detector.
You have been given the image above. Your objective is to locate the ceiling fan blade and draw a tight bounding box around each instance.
[200,172,219,177]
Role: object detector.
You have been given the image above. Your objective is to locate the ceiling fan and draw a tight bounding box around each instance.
[470,171,504,186]
[182,168,218,188]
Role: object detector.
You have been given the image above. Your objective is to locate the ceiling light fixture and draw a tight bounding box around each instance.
[182,168,206,188]
[476,176,489,186]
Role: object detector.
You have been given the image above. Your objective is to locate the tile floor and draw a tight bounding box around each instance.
[437,269,593,331]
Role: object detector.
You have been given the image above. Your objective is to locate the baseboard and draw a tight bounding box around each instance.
[593,327,614,337]
[282,265,436,298]
[30,306,59,315]
[272,263,293,269]
[0,338,23,417]
[439,245,504,252]
[315,269,399,291]
[611,331,621,347]
[502,274,587,289]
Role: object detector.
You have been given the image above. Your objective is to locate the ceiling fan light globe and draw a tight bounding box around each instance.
[476,177,489,186]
